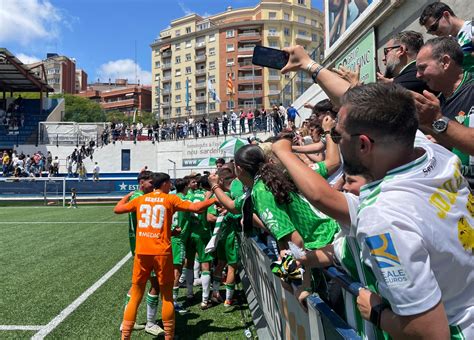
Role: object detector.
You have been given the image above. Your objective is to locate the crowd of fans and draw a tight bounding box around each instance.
[1,149,59,178]
[100,106,297,144]
[114,3,474,340]
[0,95,25,135]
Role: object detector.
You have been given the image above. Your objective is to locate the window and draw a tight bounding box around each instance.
[209,61,215,69]
[298,30,307,36]
[185,26,191,34]
[155,73,160,81]
[226,43,234,52]
[121,150,130,171]
[175,29,181,37]
[175,95,181,102]
[185,53,191,61]
[311,19,318,27]
[175,42,181,50]
[227,100,235,109]
[175,69,181,76]
[269,27,277,35]
[298,0,305,4]
[209,47,215,56]
[176,107,181,115]
[197,22,209,31]
[155,61,160,68]
[175,56,181,64]
[209,103,216,111]
[269,69,278,76]
[270,84,278,91]
[284,28,290,36]
[209,75,216,83]
[185,40,192,48]
[209,34,215,42]
[175,82,181,90]
[226,29,234,38]
[268,12,276,19]
[312,34,318,42]
[298,15,306,24]
[269,41,278,48]
[185,66,192,74]
[284,13,290,21]
[226,58,234,66]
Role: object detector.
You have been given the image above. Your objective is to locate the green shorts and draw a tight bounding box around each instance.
[216,231,239,265]
[171,235,185,266]
[185,232,213,263]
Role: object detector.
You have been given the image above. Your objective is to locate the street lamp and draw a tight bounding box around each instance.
[168,159,177,180]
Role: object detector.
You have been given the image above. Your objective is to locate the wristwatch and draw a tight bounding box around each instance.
[432,116,450,134]
[370,303,391,328]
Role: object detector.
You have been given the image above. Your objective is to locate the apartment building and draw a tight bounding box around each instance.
[75,69,88,93]
[78,79,151,115]
[150,0,323,121]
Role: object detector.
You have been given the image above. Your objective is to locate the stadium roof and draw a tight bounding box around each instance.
[0,48,53,93]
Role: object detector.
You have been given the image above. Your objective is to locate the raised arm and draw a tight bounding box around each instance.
[282,45,351,107]
[113,192,135,214]
[272,138,350,226]
[321,116,341,176]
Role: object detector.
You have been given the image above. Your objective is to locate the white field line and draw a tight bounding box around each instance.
[31,252,132,339]
[0,222,120,224]
[0,325,44,331]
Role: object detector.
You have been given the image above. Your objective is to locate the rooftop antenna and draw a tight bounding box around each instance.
[134,40,138,85]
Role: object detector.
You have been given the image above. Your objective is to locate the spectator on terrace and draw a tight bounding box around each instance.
[222,112,229,135]
[247,110,254,133]
[51,156,59,176]
[93,162,100,182]
[213,117,220,136]
[230,110,238,133]
[239,110,246,133]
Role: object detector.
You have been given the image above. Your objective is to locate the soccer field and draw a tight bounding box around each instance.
[0,206,254,339]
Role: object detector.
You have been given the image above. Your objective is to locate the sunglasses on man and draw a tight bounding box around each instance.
[427,15,442,34]
[383,45,401,56]
[328,127,375,144]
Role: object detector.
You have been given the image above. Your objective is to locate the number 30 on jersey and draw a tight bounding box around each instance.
[138,204,166,229]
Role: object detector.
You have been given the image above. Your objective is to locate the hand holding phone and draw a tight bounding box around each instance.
[252,46,289,70]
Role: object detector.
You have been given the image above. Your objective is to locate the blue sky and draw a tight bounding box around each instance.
[0,0,323,85]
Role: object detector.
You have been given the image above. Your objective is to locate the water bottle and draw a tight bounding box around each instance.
[244,329,252,338]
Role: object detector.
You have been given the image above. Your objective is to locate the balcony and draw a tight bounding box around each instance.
[195,69,206,76]
[162,63,172,70]
[195,95,207,103]
[238,76,262,83]
[162,76,172,82]
[162,89,171,95]
[238,46,256,52]
[239,62,261,69]
[268,90,280,96]
[237,90,262,98]
[162,50,172,57]
[268,75,280,81]
[296,34,311,42]
[267,32,280,39]
[161,102,171,108]
[195,42,206,49]
[102,98,136,110]
[195,82,207,90]
[238,31,261,41]
[195,55,206,62]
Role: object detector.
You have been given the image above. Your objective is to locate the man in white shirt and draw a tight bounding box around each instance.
[273,82,474,339]
[93,162,100,182]
[230,110,238,133]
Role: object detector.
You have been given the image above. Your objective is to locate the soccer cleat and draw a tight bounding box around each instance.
[174,302,189,314]
[200,300,212,310]
[210,293,224,304]
[224,299,234,307]
[144,323,165,336]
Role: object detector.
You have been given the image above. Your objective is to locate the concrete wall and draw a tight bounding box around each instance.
[17,132,271,178]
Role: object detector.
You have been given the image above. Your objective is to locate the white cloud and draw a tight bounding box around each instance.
[96,59,152,85]
[0,0,64,45]
[16,53,41,64]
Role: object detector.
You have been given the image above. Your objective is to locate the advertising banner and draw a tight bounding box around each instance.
[335,29,376,84]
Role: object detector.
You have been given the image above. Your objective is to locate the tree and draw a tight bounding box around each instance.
[55,94,106,122]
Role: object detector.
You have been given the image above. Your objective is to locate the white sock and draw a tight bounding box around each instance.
[179,268,186,283]
[226,283,235,301]
[193,260,200,278]
[186,269,194,296]
[146,293,159,325]
[201,271,211,302]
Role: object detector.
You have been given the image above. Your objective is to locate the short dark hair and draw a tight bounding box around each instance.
[152,172,171,189]
[199,175,211,190]
[217,163,236,188]
[137,170,153,182]
[216,158,225,165]
[393,31,424,55]
[423,36,464,67]
[419,2,455,26]
[341,83,418,147]
[175,178,188,193]
[313,99,337,118]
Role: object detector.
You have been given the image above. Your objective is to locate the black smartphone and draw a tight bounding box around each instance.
[252,46,289,70]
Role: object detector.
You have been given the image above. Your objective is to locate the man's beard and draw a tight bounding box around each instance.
[343,157,373,182]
